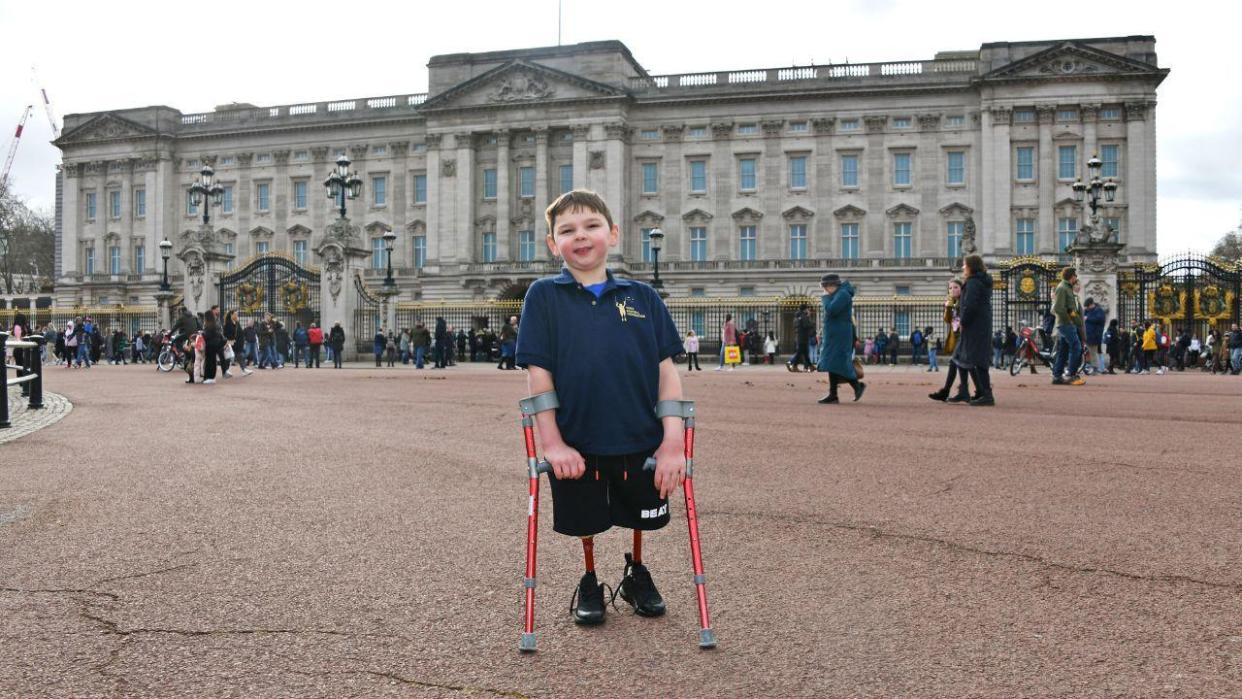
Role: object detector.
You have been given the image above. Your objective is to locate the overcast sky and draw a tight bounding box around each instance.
[1,0,1238,253]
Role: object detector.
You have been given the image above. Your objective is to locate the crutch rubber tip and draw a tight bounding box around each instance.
[519,633,537,653]
[698,629,718,649]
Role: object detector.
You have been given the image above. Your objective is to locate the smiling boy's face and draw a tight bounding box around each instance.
[547,206,619,277]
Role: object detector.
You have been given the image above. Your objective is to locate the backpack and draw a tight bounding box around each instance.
[911,330,923,346]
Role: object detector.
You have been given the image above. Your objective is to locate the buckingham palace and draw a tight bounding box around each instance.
[52,35,1166,307]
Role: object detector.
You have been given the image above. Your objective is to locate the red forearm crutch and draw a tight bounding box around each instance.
[644,399,717,649]
[517,391,558,653]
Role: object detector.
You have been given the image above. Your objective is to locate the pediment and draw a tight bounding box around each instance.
[217,227,238,239]
[682,208,713,222]
[833,205,866,219]
[980,42,1168,85]
[1054,198,1081,210]
[249,226,274,238]
[364,221,392,234]
[938,202,974,217]
[781,206,815,220]
[885,204,920,218]
[731,207,764,222]
[406,220,426,234]
[421,60,627,111]
[475,215,497,232]
[634,210,665,225]
[286,224,311,237]
[57,113,158,145]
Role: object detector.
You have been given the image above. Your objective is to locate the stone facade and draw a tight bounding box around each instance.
[52,37,1167,305]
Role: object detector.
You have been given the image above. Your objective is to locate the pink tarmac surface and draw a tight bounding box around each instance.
[1,362,1240,698]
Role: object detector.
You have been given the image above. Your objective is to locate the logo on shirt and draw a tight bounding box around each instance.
[615,297,647,323]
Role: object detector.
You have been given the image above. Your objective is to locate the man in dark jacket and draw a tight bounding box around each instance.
[374,328,387,367]
[328,322,346,368]
[411,322,431,369]
[1228,323,1242,375]
[257,319,274,369]
[887,330,900,366]
[910,327,924,366]
[293,322,309,368]
[433,317,449,369]
[787,305,815,372]
[952,255,995,406]
[1083,298,1107,373]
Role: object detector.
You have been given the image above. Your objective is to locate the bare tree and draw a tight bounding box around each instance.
[1210,228,1242,265]
[0,185,55,294]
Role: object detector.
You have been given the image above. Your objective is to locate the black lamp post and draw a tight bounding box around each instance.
[323,155,363,220]
[188,165,225,226]
[648,228,665,291]
[158,238,172,291]
[1071,154,1118,245]
[382,229,397,288]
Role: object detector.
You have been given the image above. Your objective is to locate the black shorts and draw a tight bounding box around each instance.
[548,449,670,537]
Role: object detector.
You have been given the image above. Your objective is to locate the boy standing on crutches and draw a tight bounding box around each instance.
[517,190,687,627]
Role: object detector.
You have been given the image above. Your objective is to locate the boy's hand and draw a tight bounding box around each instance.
[543,441,586,480]
[652,439,687,499]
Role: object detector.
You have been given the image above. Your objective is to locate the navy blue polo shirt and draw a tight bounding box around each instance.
[517,268,683,455]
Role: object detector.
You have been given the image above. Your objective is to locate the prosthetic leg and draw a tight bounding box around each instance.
[644,400,717,649]
[517,391,558,653]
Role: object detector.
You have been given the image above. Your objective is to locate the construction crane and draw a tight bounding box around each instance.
[1,105,34,191]
[31,66,60,139]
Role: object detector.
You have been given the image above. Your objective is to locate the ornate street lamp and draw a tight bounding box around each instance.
[382,229,397,288]
[323,154,363,220]
[648,228,665,291]
[158,238,173,291]
[1071,153,1119,245]
[188,165,225,226]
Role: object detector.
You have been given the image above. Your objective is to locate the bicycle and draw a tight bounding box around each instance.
[1009,327,1054,376]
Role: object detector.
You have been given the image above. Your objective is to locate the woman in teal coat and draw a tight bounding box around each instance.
[816,274,866,403]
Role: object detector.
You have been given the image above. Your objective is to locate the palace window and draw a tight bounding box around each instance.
[1013,110,1036,123]
[256,241,270,255]
[1057,217,1078,252]
[738,158,757,191]
[482,232,497,263]
[789,121,809,132]
[222,186,234,214]
[789,156,807,189]
[839,119,860,131]
[518,230,535,262]
[893,153,912,186]
[893,117,911,129]
[946,221,963,259]
[134,245,144,273]
[688,126,707,138]
[109,245,121,275]
[109,190,121,219]
[134,189,146,218]
[1099,107,1122,121]
[642,162,659,194]
[256,153,272,163]
[1104,217,1122,242]
[841,155,859,187]
[293,181,308,209]
[946,151,965,185]
[789,224,808,260]
[640,129,659,140]
[641,228,654,263]
[945,115,965,127]
[841,223,860,259]
[256,183,270,211]
[293,240,307,266]
[483,168,497,199]
[689,160,707,193]
[371,237,385,269]
[185,190,196,216]
[1016,218,1035,254]
[894,222,912,258]
[737,123,758,135]
[413,174,427,204]
[1100,144,1120,178]
[559,164,573,194]
[1016,147,1035,181]
[372,176,387,206]
[84,247,94,274]
[739,226,756,261]
[413,235,426,268]
[1058,145,1077,179]
[519,167,535,198]
[690,227,707,262]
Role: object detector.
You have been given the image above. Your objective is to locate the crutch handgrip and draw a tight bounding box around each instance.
[535,460,553,475]
[519,391,559,415]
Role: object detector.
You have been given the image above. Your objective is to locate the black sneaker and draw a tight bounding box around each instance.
[617,553,666,617]
[853,381,866,402]
[570,572,606,625]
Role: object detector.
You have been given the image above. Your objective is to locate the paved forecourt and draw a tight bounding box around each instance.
[1,362,1239,698]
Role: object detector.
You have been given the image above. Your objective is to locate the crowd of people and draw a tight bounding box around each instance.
[369,315,521,370]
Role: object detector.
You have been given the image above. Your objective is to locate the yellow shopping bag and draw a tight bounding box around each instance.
[724,344,741,365]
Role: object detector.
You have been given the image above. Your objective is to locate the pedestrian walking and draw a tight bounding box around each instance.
[329,322,345,368]
[683,331,701,371]
[816,274,865,404]
[953,255,995,406]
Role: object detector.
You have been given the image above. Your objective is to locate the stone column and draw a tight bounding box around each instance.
[424,134,443,266]
[533,127,550,257]
[379,287,399,336]
[236,152,254,256]
[120,158,134,274]
[61,163,80,276]
[661,124,685,261]
[273,149,291,252]
[916,114,940,257]
[571,125,589,190]
[388,141,409,272]
[154,289,174,330]
[760,120,784,260]
[811,118,835,255]
[455,132,475,264]
[710,122,733,260]
[603,123,628,261]
[176,223,233,315]
[1036,105,1056,254]
[1069,239,1125,325]
[987,108,1012,256]
[1081,104,1099,168]
[1125,101,1155,256]
[496,129,512,261]
[315,218,369,361]
[863,115,887,256]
